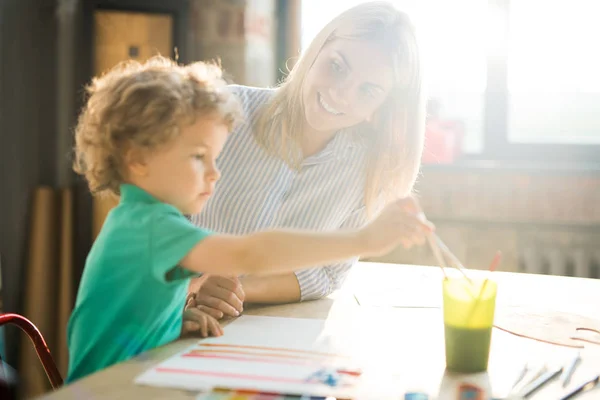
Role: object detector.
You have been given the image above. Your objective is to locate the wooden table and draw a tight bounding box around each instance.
[37,262,600,399]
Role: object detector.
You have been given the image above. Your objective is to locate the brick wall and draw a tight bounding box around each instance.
[188,0,276,86]
[418,169,600,225]
[371,166,600,278]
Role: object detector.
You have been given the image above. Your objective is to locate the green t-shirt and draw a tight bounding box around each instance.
[66,184,210,383]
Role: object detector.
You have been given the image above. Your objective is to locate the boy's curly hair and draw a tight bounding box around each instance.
[73,55,242,196]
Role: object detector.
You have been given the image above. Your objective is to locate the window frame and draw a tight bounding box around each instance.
[478,0,599,165]
[299,0,600,165]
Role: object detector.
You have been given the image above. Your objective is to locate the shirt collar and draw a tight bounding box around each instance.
[302,130,365,166]
[119,184,160,204]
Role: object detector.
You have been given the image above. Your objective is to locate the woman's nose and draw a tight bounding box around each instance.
[329,85,350,107]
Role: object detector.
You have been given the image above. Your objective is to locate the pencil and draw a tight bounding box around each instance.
[560,351,581,387]
[559,374,600,400]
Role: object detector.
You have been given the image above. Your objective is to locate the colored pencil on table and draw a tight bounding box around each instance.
[559,374,600,400]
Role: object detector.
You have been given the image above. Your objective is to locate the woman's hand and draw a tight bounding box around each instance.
[190,275,245,319]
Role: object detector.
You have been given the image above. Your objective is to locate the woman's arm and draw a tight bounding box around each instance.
[190,206,368,306]
[203,207,368,304]
[238,273,301,304]
[238,259,355,304]
[294,205,368,300]
[239,206,368,303]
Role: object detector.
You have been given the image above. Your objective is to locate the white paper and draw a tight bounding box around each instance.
[135,315,365,397]
[354,273,443,308]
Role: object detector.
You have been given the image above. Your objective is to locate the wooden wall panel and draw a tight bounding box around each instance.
[0,0,58,366]
[91,10,173,239]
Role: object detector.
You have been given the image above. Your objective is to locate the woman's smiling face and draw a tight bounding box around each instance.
[301,38,395,134]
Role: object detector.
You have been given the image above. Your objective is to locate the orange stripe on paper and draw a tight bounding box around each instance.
[188,348,333,360]
[183,352,332,367]
[197,343,349,358]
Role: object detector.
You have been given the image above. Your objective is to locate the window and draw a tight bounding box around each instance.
[507,0,600,145]
[301,0,600,162]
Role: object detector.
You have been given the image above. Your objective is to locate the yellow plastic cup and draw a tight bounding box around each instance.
[442,277,497,373]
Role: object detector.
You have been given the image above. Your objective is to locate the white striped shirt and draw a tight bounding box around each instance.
[191,85,372,300]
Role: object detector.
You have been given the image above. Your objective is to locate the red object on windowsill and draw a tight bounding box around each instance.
[422,119,464,164]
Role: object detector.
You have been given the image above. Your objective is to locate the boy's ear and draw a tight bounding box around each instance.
[125,147,148,177]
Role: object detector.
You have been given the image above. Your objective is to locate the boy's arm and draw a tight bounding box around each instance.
[235,205,369,304]
[180,230,366,276]
[184,198,432,305]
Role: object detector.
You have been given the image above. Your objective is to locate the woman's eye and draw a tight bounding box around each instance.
[330,59,345,75]
[362,87,376,99]
[361,86,380,100]
[193,154,204,160]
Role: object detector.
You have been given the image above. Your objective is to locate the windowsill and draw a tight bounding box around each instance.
[421,159,600,175]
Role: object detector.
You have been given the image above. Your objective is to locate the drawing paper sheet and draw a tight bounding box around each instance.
[134,315,371,397]
[354,271,443,308]
[353,272,538,309]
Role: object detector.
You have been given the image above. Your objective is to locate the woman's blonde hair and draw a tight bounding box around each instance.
[255,1,425,215]
[74,56,241,196]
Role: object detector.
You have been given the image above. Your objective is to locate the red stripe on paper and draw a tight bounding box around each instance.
[183,352,317,366]
[155,367,307,384]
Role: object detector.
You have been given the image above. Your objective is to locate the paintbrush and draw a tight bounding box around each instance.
[479,251,502,292]
[434,234,475,285]
[427,233,448,279]
[465,251,502,324]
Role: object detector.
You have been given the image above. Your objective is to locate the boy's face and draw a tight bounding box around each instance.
[141,116,229,215]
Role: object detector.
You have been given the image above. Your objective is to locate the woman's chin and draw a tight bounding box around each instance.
[305,112,341,134]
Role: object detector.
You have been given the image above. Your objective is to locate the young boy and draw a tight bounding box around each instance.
[67,56,433,383]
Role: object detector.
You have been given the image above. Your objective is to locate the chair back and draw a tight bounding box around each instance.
[0,313,63,390]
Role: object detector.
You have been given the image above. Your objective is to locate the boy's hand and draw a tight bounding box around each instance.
[190,275,245,319]
[181,296,224,338]
[360,196,435,257]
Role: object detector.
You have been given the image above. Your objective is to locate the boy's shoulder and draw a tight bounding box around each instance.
[90,201,198,265]
[99,200,181,242]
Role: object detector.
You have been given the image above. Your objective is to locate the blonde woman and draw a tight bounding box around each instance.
[189,1,431,317]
